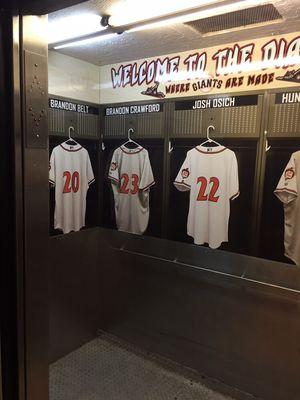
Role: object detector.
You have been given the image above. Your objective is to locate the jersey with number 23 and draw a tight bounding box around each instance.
[108,145,155,235]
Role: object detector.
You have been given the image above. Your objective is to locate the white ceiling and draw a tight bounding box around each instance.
[49,0,300,66]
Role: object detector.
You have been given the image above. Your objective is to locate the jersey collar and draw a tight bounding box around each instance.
[60,142,83,152]
[120,145,144,154]
[196,145,226,154]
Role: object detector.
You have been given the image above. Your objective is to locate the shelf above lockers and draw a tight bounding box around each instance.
[267,89,300,138]
[102,101,165,139]
[48,95,100,139]
[170,93,264,139]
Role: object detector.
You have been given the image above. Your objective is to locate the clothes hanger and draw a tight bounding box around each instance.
[200,125,222,147]
[65,126,79,146]
[122,128,140,148]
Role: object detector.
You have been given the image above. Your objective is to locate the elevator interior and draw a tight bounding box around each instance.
[5,1,300,400]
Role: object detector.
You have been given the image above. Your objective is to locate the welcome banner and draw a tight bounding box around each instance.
[100,31,300,104]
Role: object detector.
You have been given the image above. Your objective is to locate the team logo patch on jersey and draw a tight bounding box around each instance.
[181,168,190,179]
[110,162,118,171]
[285,167,295,180]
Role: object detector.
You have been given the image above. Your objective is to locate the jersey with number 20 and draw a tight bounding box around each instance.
[174,145,239,249]
[49,143,95,234]
[108,145,155,235]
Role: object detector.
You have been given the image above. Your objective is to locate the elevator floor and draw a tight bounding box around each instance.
[50,333,243,400]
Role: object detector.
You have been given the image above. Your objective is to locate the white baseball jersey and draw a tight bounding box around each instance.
[174,145,239,249]
[274,151,300,266]
[49,142,95,234]
[108,145,155,235]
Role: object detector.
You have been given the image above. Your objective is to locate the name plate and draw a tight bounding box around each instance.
[175,95,258,110]
[105,103,163,116]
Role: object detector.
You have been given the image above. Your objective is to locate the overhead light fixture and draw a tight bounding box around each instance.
[127,0,268,32]
[53,33,118,49]
[109,0,219,27]
[48,13,106,45]
[49,0,270,50]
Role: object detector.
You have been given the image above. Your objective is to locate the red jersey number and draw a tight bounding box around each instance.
[120,173,139,194]
[63,171,80,193]
[197,176,220,202]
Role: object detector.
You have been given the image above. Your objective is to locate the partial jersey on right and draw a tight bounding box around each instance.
[275,151,300,266]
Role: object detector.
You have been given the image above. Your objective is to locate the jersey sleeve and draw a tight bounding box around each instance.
[49,149,55,186]
[174,152,191,191]
[86,153,95,186]
[229,152,239,200]
[274,155,298,204]
[108,149,120,185]
[139,151,155,191]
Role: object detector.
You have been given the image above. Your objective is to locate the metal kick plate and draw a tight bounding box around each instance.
[25,51,48,148]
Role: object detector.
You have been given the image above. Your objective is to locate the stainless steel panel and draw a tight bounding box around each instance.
[24,51,48,148]
[22,14,49,400]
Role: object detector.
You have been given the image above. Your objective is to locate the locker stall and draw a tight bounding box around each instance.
[48,96,101,235]
[100,102,166,237]
[47,96,102,364]
[166,93,263,255]
[259,89,300,263]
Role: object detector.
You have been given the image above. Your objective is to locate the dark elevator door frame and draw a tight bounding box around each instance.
[7,3,88,400]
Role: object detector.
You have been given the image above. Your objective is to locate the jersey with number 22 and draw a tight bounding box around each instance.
[174,145,239,249]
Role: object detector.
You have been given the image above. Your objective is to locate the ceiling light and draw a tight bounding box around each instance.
[48,13,106,44]
[127,0,268,32]
[109,0,219,27]
[53,33,118,49]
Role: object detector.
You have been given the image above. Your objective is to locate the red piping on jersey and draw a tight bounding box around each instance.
[196,146,226,154]
[174,181,191,188]
[108,175,119,184]
[230,191,240,200]
[60,144,83,152]
[140,181,155,191]
[121,146,144,155]
[275,187,297,195]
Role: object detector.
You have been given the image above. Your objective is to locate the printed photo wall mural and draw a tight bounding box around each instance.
[100,31,300,103]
